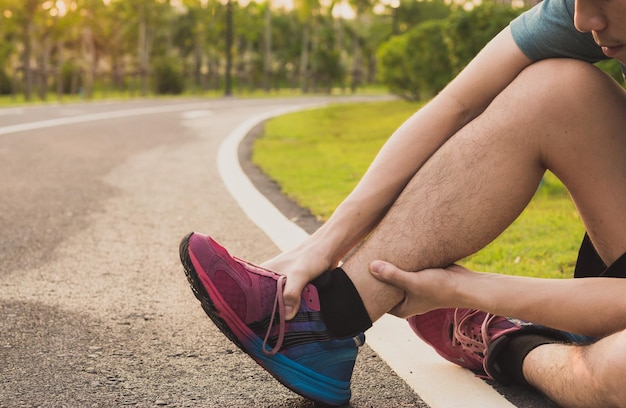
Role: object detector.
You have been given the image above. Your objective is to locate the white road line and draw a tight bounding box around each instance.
[0,102,213,136]
[218,107,517,408]
[0,108,24,116]
[217,108,313,252]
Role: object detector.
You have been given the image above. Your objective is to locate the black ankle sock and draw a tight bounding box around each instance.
[311,267,372,338]
[494,333,562,386]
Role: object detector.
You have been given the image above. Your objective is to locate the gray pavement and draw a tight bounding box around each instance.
[0,98,425,407]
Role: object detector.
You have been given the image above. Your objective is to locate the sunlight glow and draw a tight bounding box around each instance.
[55,0,68,16]
[37,0,364,19]
[44,0,69,16]
[269,0,354,18]
[332,2,355,19]
[271,0,294,10]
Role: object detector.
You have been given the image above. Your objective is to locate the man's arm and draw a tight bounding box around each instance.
[267,27,534,319]
[371,262,626,337]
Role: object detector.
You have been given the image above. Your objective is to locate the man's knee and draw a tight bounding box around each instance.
[518,58,617,93]
[507,58,624,117]
[501,58,626,174]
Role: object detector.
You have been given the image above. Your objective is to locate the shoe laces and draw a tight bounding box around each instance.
[262,275,287,356]
[452,308,498,358]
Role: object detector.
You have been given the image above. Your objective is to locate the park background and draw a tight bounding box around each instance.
[2,0,623,103]
[2,0,624,278]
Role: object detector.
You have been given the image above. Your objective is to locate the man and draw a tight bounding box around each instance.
[179,0,626,405]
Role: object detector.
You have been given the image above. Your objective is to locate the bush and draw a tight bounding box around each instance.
[377,20,453,101]
[377,3,525,100]
[445,3,525,74]
[59,62,82,94]
[0,69,11,95]
[312,47,344,92]
[154,57,185,95]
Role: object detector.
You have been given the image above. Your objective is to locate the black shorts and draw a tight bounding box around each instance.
[574,233,626,278]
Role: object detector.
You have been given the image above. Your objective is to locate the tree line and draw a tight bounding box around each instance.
[1,0,547,102]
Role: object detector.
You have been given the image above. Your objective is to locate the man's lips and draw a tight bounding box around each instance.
[600,44,624,58]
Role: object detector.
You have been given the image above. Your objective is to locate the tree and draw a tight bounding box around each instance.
[224,0,233,95]
[9,0,42,100]
[444,3,524,73]
[378,19,452,101]
[293,0,321,92]
[84,0,134,95]
[233,1,266,92]
[311,24,343,92]
[268,9,302,89]
[0,0,20,95]
[390,0,451,35]
[262,1,272,92]
[347,0,373,91]
[378,2,530,101]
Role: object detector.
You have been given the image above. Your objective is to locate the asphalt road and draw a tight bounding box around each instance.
[0,97,427,408]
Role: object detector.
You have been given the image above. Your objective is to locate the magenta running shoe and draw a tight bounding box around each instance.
[179,232,364,406]
[408,308,535,382]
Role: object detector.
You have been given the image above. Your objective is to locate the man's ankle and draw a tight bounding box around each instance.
[490,332,565,386]
[312,267,372,338]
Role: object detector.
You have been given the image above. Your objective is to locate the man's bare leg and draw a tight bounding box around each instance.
[342,59,626,321]
[523,329,626,407]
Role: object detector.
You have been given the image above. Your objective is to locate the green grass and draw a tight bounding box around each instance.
[253,100,419,220]
[462,175,584,279]
[253,100,585,279]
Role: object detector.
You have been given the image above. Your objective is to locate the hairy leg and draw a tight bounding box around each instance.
[523,329,626,407]
[343,59,626,320]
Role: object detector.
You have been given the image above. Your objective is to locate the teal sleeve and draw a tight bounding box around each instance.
[510,0,607,63]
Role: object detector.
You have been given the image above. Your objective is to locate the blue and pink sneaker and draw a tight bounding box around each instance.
[179,232,364,406]
[408,308,569,383]
[408,308,526,380]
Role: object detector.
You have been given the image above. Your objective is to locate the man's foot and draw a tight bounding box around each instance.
[179,232,364,406]
[408,308,543,382]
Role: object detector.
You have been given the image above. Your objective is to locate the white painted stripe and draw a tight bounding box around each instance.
[0,108,24,116]
[218,106,517,408]
[182,110,214,119]
[217,107,313,253]
[0,102,213,136]
[367,315,516,408]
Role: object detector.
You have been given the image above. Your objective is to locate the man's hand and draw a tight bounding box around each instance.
[370,260,464,318]
[262,242,335,320]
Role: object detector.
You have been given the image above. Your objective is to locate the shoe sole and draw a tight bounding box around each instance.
[179,233,350,407]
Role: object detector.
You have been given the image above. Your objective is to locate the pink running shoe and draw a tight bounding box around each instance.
[179,232,364,406]
[408,308,533,381]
